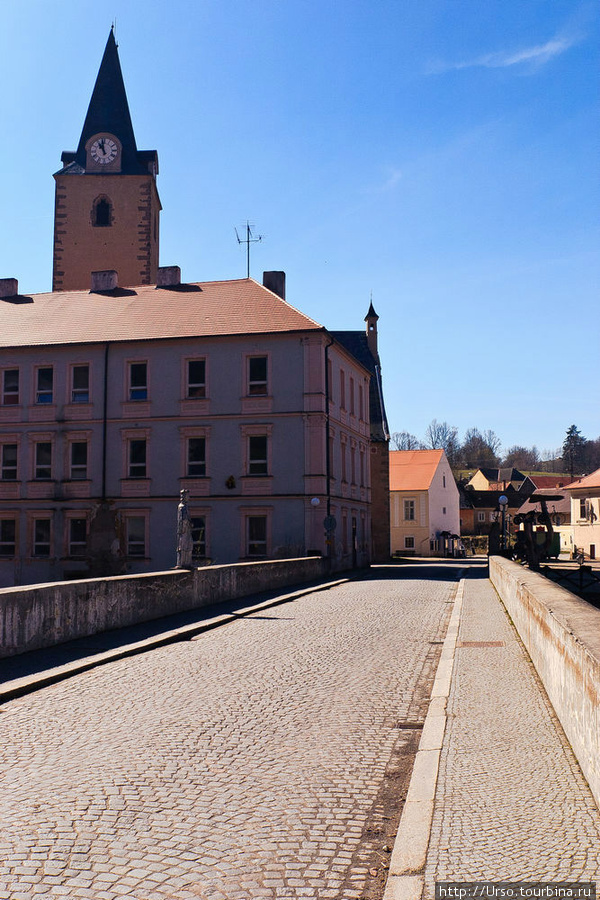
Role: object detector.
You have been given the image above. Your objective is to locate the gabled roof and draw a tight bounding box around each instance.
[563,468,600,493]
[472,466,526,484]
[516,490,571,517]
[389,449,444,491]
[460,486,524,510]
[527,474,574,490]
[0,279,324,348]
[56,30,156,176]
[331,329,389,442]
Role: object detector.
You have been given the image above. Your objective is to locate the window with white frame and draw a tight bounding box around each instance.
[190,516,207,558]
[71,365,90,403]
[404,536,415,550]
[33,519,51,557]
[404,499,415,521]
[128,439,147,478]
[339,371,346,409]
[247,515,267,557]
[0,519,16,556]
[68,518,87,556]
[35,367,53,404]
[128,362,148,401]
[580,499,587,519]
[248,435,268,476]
[248,356,268,395]
[70,442,88,480]
[2,369,19,405]
[1,444,17,480]
[125,516,146,557]
[187,359,206,398]
[187,438,206,477]
[34,442,52,480]
[477,512,486,522]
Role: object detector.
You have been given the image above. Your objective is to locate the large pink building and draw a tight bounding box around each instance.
[0,271,388,585]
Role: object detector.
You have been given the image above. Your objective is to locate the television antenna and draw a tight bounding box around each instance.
[235,221,263,278]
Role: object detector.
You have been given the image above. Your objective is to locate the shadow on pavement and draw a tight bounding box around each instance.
[362,557,489,583]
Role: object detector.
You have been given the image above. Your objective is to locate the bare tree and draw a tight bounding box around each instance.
[424,419,460,465]
[461,427,501,469]
[391,431,423,450]
[502,445,540,471]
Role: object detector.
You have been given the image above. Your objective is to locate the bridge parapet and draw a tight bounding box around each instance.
[489,555,600,808]
[0,557,328,660]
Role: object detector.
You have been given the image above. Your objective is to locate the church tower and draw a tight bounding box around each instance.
[52,29,161,291]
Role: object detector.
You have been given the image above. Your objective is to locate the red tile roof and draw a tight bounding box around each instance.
[390,449,444,491]
[527,474,574,489]
[563,468,600,492]
[0,279,324,347]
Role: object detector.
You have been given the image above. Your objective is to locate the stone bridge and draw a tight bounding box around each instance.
[0,558,599,900]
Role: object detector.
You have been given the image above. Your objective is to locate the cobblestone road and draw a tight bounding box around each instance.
[0,567,456,900]
[424,571,600,895]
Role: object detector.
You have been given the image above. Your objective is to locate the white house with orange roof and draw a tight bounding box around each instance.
[564,468,600,560]
[390,449,460,557]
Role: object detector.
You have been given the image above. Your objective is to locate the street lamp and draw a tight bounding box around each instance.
[498,494,508,553]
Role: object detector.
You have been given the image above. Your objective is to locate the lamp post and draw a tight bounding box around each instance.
[498,494,508,553]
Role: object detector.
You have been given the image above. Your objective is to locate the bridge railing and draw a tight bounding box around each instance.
[0,557,328,660]
[489,555,600,809]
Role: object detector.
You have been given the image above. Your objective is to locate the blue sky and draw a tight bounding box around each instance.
[1,0,598,457]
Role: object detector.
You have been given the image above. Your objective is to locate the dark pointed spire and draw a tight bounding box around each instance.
[365,297,380,363]
[74,29,143,173]
[364,301,379,322]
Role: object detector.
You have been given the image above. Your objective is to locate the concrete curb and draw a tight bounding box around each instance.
[383,577,465,900]
[0,577,351,704]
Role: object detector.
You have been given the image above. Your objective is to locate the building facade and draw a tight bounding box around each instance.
[565,469,600,560]
[390,450,460,557]
[0,274,377,585]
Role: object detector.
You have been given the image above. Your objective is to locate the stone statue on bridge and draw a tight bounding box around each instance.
[176,489,194,569]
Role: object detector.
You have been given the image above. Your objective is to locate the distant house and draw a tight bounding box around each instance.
[459,486,524,537]
[564,468,600,560]
[467,467,534,495]
[390,450,460,557]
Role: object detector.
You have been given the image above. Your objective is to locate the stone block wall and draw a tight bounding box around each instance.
[0,556,328,659]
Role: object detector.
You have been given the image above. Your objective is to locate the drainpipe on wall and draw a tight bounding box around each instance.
[102,342,110,501]
[324,336,334,554]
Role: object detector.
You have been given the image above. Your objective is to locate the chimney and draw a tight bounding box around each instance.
[156,266,181,287]
[91,270,118,292]
[0,278,18,299]
[263,271,286,300]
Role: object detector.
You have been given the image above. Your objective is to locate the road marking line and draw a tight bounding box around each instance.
[383,578,465,900]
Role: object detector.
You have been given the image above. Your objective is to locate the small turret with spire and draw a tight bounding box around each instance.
[365,299,380,365]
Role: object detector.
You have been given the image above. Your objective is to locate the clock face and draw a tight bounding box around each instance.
[90,137,119,165]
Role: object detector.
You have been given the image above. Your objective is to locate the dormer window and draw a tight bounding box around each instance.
[92,196,112,227]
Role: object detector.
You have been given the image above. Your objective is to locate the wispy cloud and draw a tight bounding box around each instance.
[428,34,580,74]
[380,168,403,192]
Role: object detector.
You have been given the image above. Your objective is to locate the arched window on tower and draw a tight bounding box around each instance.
[92,196,112,227]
